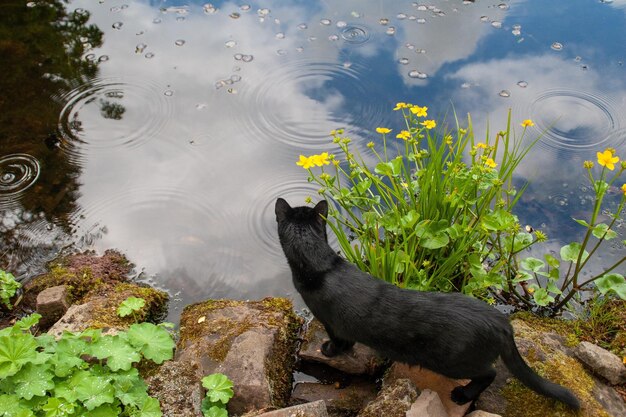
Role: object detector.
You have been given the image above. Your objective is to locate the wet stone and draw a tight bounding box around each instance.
[574,341,626,385]
[405,389,448,417]
[36,285,70,328]
[357,378,418,417]
[250,400,329,417]
[291,380,377,415]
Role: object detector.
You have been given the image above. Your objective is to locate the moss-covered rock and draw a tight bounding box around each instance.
[177,297,303,416]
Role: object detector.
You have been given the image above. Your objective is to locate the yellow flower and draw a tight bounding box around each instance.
[396,130,411,141]
[367,141,375,148]
[621,184,626,195]
[296,155,315,169]
[485,158,497,168]
[376,127,392,134]
[606,147,616,155]
[583,160,594,169]
[401,182,409,189]
[411,106,428,117]
[332,159,340,166]
[393,102,408,110]
[312,152,330,166]
[420,120,436,130]
[475,142,488,149]
[597,150,620,170]
[527,287,535,294]
[459,128,467,135]
[521,119,534,127]
[305,196,312,204]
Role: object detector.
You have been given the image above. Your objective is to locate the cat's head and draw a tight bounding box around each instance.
[275,198,328,242]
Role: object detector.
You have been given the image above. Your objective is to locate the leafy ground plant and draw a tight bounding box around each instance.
[0,269,21,310]
[0,313,175,416]
[117,297,147,322]
[512,149,626,311]
[299,104,538,299]
[201,373,234,417]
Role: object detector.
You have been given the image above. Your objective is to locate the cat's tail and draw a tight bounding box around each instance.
[501,336,581,410]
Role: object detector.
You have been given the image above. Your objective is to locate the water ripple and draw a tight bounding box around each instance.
[0,154,40,205]
[238,59,387,149]
[57,77,173,163]
[527,89,625,151]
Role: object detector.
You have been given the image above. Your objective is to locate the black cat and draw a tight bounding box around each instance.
[275,198,580,410]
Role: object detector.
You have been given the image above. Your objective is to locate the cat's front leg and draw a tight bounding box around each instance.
[320,324,355,357]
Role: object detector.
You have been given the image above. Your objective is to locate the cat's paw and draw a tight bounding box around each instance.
[321,340,338,357]
[450,386,472,405]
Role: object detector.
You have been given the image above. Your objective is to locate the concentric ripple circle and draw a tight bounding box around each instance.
[340,25,371,44]
[0,154,40,201]
[529,90,624,151]
[238,59,387,149]
[57,77,173,161]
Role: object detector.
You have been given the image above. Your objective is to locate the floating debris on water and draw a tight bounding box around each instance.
[551,42,563,51]
[276,32,285,39]
[397,13,407,20]
[386,27,396,35]
[175,39,185,46]
[203,3,218,14]
[230,12,240,19]
[298,23,308,29]
[517,81,528,88]
[379,18,389,25]
[328,34,339,41]
[491,21,502,29]
[225,40,237,48]
[336,21,347,28]
[145,52,155,58]
[398,58,410,65]
[164,90,174,96]
[408,70,427,79]
[499,90,511,97]
[320,18,331,25]
[112,22,123,29]
[135,43,147,53]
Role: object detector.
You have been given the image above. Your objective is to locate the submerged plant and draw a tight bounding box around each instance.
[0,313,175,416]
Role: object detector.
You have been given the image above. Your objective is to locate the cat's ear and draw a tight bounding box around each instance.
[275,198,292,222]
[314,200,328,222]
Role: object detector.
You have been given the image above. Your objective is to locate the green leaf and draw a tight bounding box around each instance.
[560,242,589,264]
[135,397,162,417]
[400,210,419,229]
[544,254,560,269]
[513,271,533,283]
[521,257,545,273]
[594,180,609,195]
[546,281,562,295]
[41,397,76,417]
[11,363,55,400]
[112,369,148,407]
[481,210,517,231]
[89,335,141,372]
[127,323,175,364]
[117,297,146,318]
[0,333,39,378]
[201,399,228,417]
[591,223,618,240]
[202,373,234,404]
[83,403,121,417]
[374,162,394,176]
[532,288,555,307]
[354,178,372,195]
[595,273,626,299]
[573,218,590,228]
[50,338,87,377]
[75,374,115,410]
[421,232,450,249]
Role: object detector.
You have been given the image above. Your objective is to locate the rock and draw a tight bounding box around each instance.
[36,285,70,328]
[291,380,377,415]
[47,302,105,337]
[357,378,418,417]
[145,360,203,417]
[176,298,303,416]
[466,411,502,417]
[299,319,385,375]
[383,363,470,417]
[405,389,448,417]
[250,400,329,417]
[574,341,626,385]
[591,376,626,417]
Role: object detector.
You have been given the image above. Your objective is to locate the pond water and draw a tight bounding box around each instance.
[1,0,625,321]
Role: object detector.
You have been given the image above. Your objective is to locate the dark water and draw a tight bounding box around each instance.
[1,0,625,321]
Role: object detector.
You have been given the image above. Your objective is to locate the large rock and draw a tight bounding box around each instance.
[299,319,385,375]
[476,319,624,417]
[248,400,329,417]
[291,380,377,415]
[176,298,302,416]
[145,360,203,417]
[574,341,626,385]
[405,389,449,417]
[357,378,418,417]
[383,363,470,417]
[36,285,70,328]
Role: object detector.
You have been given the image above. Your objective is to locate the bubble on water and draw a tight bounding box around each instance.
[397,13,407,20]
[227,12,239,19]
[112,22,123,30]
[320,18,331,25]
[351,11,361,18]
[176,16,185,22]
[276,49,287,55]
[136,31,144,36]
[408,70,427,79]
[517,81,528,88]
[512,28,521,36]
[551,42,563,51]
[196,103,207,110]
[406,43,415,50]
[416,49,426,54]
[276,32,285,39]
[85,53,96,61]
[574,56,582,62]
[499,90,511,98]
[225,40,237,48]
[308,36,317,42]
[298,23,308,30]
[398,58,410,65]
[343,62,352,68]
[340,26,370,44]
[258,8,270,16]
[480,16,489,22]
[386,27,396,35]
[203,3,218,14]
[98,55,109,63]
[121,5,129,10]
[416,5,428,11]
[145,52,155,59]
[234,53,243,60]
[153,18,161,24]
[491,21,502,28]
[296,47,304,52]
[416,18,426,24]
[336,21,347,28]
[328,34,339,41]
[274,18,281,25]
[164,90,173,96]
[135,43,147,54]
[227,88,237,94]
[215,80,225,89]
[498,3,509,10]
[175,39,185,46]
[461,82,471,89]
[230,74,242,82]
[379,18,389,25]
[242,55,254,62]
[408,15,417,21]
[233,66,241,71]
[240,5,251,11]
[435,10,446,16]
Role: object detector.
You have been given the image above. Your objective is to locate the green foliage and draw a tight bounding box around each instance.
[300,107,537,299]
[0,314,175,416]
[0,270,21,309]
[117,297,146,320]
[201,373,234,417]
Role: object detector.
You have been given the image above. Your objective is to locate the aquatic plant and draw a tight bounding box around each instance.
[0,313,175,416]
[0,269,21,310]
[298,104,537,300]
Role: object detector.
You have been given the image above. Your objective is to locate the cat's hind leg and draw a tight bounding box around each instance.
[450,368,496,405]
[320,325,355,357]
